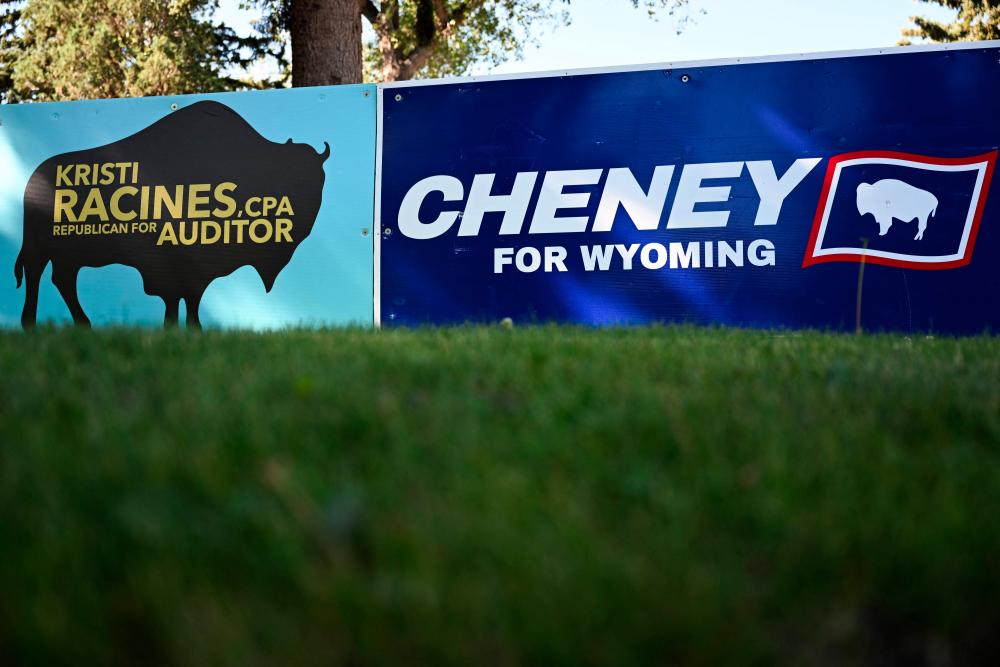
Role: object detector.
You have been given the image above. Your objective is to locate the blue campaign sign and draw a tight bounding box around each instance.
[0,85,376,328]
[377,43,1000,333]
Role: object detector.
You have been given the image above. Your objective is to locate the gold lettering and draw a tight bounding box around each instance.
[110,186,138,221]
[99,163,115,185]
[230,219,249,244]
[55,164,73,187]
[212,183,237,218]
[275,218,293,243]
[74,164,91,186]
[153,185,183,219]
[178,221,198,246]
[202,220,221,244]
[79,188,109,222]
[156,221,178,246]
[249,219,272,243]
[54,190,78,223]
[187,184,211,218]
[245,197,261,217]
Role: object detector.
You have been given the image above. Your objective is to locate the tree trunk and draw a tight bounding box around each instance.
[290,0,362,87]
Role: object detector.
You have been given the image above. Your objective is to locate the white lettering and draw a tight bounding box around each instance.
[459,172,538,236]
[718,240,744,267]
[515,247,542,272]
[494,247,514,273]
[615,243,640,270]
[545,246,568,272]
[669,242,700,269]
[529,169,604,234]
[640,243,667,270]
[575,239,770,272]
[667,162,744,229]
[398,175,464,240]
[748,239,776,266]
[582,244,615,271]
[592,166,674,232]
[746,158,821,226]
[399,157,821,239]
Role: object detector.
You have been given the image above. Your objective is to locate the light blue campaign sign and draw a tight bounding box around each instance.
[0,85,375,328]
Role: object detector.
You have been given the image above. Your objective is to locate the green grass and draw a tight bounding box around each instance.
[1,325,999,665]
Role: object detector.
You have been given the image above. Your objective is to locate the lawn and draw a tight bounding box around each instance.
[0,325,998,665]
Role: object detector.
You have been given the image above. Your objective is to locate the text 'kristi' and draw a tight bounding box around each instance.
[50,161,300,246]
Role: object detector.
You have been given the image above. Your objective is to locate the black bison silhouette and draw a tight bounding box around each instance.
[14,100,330,328]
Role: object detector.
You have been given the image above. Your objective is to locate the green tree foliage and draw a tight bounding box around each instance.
[249,0,698,83]
[361,0,569,82]
[0,0,698,100]
[902,0,999,43]
[0,0,276,102]
[0,1,19,99]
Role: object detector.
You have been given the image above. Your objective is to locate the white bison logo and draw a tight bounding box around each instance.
[856,180,939,241]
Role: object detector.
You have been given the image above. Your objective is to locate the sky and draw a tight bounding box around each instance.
[220,0,955,77]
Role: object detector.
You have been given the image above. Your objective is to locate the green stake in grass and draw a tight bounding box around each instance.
[856,237,869,335]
